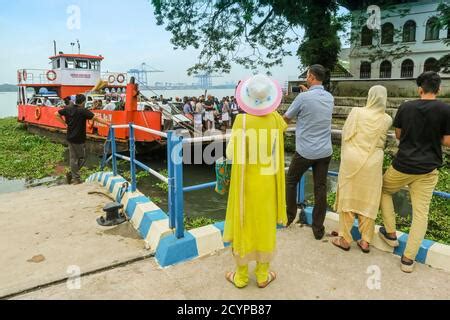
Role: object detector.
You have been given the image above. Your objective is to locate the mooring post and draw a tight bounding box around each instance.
[111,127,118,176]
[173,133,185,239]
[129,123,137,192]
[167,131,175,230]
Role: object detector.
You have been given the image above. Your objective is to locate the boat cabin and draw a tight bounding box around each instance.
[17,53,127,103]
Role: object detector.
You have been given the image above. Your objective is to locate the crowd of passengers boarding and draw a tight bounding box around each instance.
[179,95,242,131]
[30,90,243,132]
[223,66,450,289]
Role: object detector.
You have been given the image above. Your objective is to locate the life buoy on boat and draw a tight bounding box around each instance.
[117,74,125,84]
[34,107,41,120]
[108,75,116,84]
[46,70,57,82]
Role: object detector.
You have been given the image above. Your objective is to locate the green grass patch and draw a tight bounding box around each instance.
[184,216,218,230]
[0,117,66,180]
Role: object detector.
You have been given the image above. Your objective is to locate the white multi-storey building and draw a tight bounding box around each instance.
[349,0,449,80]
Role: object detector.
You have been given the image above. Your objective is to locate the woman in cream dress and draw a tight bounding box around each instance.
[332,85,392,253]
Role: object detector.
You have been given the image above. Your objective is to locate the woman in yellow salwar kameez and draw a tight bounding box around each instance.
[224,74,287,289]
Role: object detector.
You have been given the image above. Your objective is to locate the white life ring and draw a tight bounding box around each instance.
[117,74,125,84]
[108,75,116,84]
[46,70,57,82]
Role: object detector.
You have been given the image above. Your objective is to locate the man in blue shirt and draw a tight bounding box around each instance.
[284,64,334,240]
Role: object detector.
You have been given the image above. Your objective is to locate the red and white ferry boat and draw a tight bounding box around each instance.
[17,51,186,151]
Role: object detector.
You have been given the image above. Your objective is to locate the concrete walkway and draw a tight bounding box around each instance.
[0,184,148,298]
[8,214,450,300]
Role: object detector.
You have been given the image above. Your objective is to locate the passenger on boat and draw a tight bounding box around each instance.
[92,100,103,110]
[103,98,116,111]
[43,97,52,107]
[183,96,194,121]
[193,98,204,133]
[230,97,240,124]
[63,96,73,107]
[221,97,231,129]
[204,96,215,130]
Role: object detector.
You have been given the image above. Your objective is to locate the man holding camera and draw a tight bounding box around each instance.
[283,64,334,240]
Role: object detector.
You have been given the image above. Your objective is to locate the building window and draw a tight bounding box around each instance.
[425,17,440,41]
[381,23,394,44]
[361,26,373,46]
[380,61,392,78]
[360,61,371,79]
[424,58,440,72]
[401,59,414,78]
[403,20,416,42]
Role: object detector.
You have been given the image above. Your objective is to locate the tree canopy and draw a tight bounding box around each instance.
[150,0,448,77]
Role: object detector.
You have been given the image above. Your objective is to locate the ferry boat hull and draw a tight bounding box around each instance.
[17,52,165,148]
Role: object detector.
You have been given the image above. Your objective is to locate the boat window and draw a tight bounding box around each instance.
[76,60,89,69]
[90,60,100,70]
[66,59,75,69]
[52,59,61,69]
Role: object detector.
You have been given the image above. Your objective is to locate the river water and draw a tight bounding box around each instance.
[0,90,410,220]
[0,92,17,118]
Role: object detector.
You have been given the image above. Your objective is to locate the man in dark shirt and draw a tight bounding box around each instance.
[55,94,110,184]
[379,71,450,273]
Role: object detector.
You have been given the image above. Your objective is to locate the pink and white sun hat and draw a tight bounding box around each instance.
[235,74,282,116]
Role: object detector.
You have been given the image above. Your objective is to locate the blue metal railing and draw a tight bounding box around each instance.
[101,124,229,240]
[296,168,449,204]
[101,123,449,241]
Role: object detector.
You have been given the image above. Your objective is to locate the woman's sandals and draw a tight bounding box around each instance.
[332,237,350,251]
[257,271,277,289]
[357,240,370,253]
[332,237,371,253]
[225,272,247,289]
[225,271,277,289]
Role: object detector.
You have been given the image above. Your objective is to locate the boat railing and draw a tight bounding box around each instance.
[101,123,450,240]
[100,72,128,86]
[17,69,128,87]
[17,69,58,85]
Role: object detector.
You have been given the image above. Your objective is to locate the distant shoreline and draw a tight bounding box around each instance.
[0,84,17,93]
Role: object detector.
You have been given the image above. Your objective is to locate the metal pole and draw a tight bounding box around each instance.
[101,129,112,170]
[297,175,306,204]
[173,134,185,239]
[111,127,118,176]
[129,123,137,192]
[167,131,175,230]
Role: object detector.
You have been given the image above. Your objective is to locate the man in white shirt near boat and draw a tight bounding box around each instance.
[103,98,116,111]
